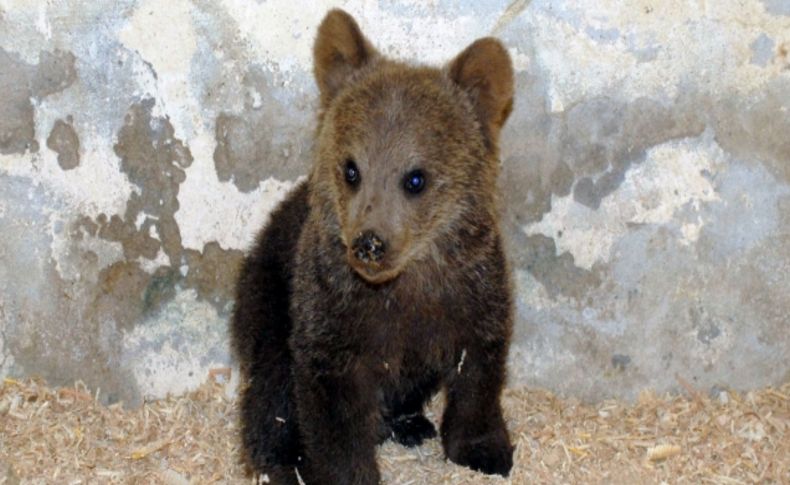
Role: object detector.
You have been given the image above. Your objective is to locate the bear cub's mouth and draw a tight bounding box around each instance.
[347,255,403,284]
[344,230,402,284]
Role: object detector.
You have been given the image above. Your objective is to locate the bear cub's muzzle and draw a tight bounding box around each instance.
[351,230,387,263]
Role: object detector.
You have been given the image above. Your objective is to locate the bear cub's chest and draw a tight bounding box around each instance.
[330,272,460,379]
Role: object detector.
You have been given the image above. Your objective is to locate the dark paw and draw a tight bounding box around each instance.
[389,413,437,447]
[446,432,514,477]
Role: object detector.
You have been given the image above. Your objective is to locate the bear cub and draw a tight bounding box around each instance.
[231,9,515,485]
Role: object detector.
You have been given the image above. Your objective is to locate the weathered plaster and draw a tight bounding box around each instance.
[524,135,723,270]
[1,0,788,404]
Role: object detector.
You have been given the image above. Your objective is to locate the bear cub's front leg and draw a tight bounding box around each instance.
[291,349,382,485]
[440,343,514,476]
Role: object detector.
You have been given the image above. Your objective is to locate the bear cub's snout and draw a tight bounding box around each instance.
[351,230,386,263]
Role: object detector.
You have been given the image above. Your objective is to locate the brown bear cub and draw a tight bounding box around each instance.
[230,9,515,485]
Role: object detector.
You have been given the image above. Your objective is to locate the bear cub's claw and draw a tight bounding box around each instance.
[389,413,437,447]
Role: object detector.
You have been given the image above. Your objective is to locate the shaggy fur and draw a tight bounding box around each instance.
[230,9,515,485]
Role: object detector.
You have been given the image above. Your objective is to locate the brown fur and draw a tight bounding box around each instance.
[230,9,515,484]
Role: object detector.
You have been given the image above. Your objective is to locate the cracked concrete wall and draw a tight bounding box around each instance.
[0,0,788,405]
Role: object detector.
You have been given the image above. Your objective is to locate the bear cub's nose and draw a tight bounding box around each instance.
[352,230,386,263]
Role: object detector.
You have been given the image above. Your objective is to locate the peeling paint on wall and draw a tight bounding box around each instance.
[1,0,789,403]
[524,135,723,270]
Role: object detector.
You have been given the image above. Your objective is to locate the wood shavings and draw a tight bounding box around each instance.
[130,435,175,459]
[647,444,682,461]
[0,377,788,483]
[456,348,467,374]
[255,473,271,484]
[57,387,92,402]
[159,468,191,485]
[675,373,706,406]
[295,467,307,485]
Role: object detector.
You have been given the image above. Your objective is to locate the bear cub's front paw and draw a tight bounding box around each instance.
[446,429,514,477]
[389,413,437,447]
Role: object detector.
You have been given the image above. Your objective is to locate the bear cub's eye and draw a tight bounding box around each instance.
[403,169,426,195]
[344,159,360,187]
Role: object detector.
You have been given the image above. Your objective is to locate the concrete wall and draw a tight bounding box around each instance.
[1,0,788,406]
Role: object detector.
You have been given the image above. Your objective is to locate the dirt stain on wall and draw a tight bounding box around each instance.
[76,98,244,333]
[213,68,313,192]
[47,117,81,170]
[0,48,77,155]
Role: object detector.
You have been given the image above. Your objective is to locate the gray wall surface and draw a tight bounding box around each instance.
[1,0,788,406]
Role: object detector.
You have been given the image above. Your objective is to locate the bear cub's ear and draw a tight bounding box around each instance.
[313,9,378,107]
[448,38,514,150]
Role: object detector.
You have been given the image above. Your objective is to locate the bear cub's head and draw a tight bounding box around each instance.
[311,9,514,284]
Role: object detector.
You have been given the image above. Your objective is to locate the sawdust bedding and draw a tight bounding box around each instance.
[1,373,788,484]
